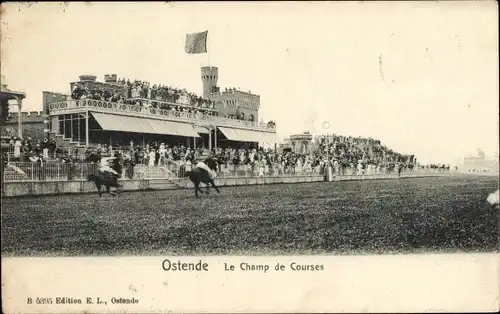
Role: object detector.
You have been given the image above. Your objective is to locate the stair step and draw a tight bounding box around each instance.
[148,179,178,190]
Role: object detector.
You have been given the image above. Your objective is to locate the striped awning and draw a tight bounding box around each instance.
[91,113,200,137]
[218,127,278,143]
[195,126,210,134]
[257,132,280,144]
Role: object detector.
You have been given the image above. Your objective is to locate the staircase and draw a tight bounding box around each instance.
[133,165,179,190]
[3,164,30,181]
[134,164,177,179]
[49,131,85,157]
[147,178,179,190]
[49,131,79,147]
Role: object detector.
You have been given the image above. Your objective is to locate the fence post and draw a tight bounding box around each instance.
[57,163,60,180]
[31,163,34,181]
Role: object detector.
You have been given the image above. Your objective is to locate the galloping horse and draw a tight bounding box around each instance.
[185,158,220,198]
[87,173,122,197]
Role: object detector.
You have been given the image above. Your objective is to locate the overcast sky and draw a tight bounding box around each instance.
[1,2,498,164]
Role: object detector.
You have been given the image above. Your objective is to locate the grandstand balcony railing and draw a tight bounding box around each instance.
[48,99,277,132]
[2,162,453,182]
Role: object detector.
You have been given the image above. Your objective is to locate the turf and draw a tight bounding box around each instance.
[1,175,498,256]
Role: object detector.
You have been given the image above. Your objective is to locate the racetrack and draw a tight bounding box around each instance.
[1,175,498,256]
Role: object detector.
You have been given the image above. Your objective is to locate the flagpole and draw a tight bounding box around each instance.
[207,31,211,67]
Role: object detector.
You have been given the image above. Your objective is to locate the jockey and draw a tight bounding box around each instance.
[193,151,217,180]
[99,156,120,177]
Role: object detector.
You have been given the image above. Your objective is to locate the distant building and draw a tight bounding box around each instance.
[2,111,45,140]
[279,132,314,154]
[202,66,260,123]
[463,149,499,172]
[2,91,70,141]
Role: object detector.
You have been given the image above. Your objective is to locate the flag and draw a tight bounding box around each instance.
[185,31,208,54]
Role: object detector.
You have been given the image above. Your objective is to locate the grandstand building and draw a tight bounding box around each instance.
[41,67,278,151]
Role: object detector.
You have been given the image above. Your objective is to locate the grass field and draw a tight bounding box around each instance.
[1,175,498,256]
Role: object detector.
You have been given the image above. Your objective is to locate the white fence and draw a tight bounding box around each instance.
[2,162,100,182]
[2,161,452,182]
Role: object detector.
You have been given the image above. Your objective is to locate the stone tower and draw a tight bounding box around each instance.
[201,66,218,98]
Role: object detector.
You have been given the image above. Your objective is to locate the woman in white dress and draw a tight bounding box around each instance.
[296,157,302,173]
[356,161,364,175]
[148,150,156,167]
[14,138,22,159]
[258,159,265,177]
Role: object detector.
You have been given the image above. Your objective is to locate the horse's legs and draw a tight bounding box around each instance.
[96,184,102,197]
[210,180,220,193]
[194,183,201,198]
[106,185,116,196]
[195,183,204,193]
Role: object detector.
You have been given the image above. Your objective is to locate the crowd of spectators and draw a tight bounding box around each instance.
[2,136,455,183]
[6,136,59,162]
[313,135,411,169]
[71,78,216,108]
[71,83,125,103]
[71,79,220,118]
[119,78,216,109]
[4,131,452,176]
[79,133,452,178]
[223,112,256,122]
[311,135,453,173]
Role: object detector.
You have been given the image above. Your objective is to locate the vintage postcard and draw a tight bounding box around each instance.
[1,1,499,313]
